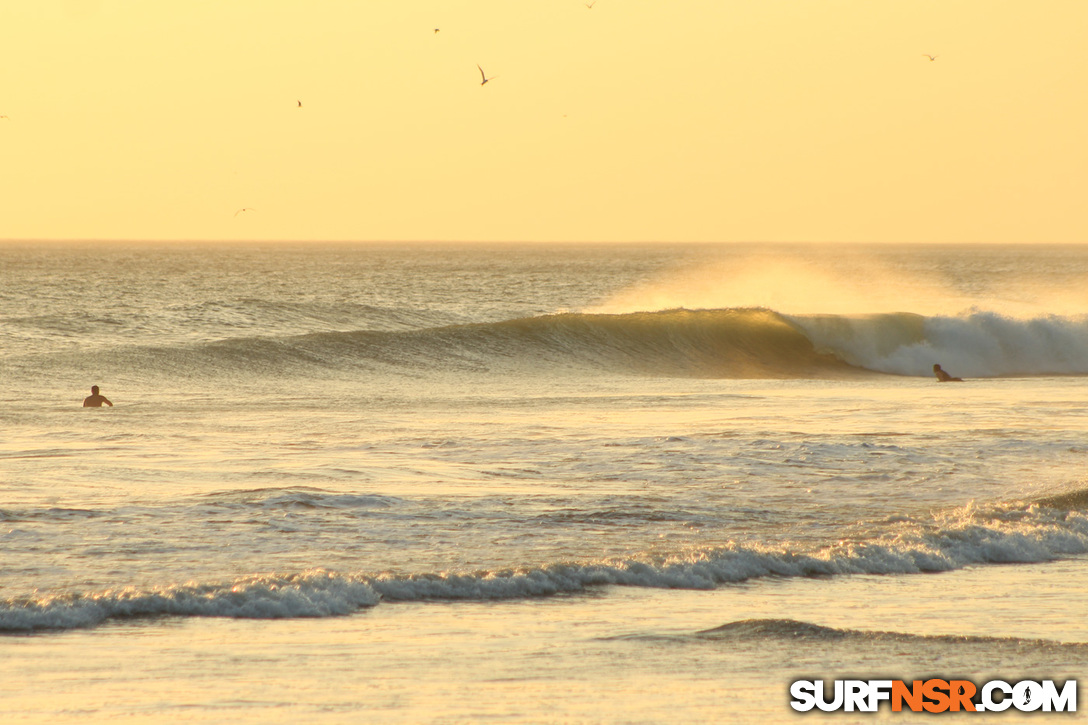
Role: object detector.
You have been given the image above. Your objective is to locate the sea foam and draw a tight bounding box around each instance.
[791,310,1088,377]
[0,571,380,632]
[4,498,1086,632]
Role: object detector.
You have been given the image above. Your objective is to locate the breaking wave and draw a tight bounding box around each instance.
[0,571,381,632]
[790,310,1088,378]
[24,307,1088,381]
[5,492,1088,632]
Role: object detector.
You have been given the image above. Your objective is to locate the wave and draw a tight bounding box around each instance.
[685,619,1088,665]
[0,571,381,632]
[693,618,1087,650]
[198,486,401,512]
[3,300,466,341]
[144,307,856,379]
[790,310,1088,378]
[1037,487,1088,511]
[16,307,1088,382]
[5,494,1088,633]
[683,619,1088,671]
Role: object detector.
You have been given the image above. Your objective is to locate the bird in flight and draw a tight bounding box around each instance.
[234,208,255,217]
[922,54,938,61]
[434,28,440,34]
[478,64,495,85]
[585,1,596,7]
[297,100,302,107]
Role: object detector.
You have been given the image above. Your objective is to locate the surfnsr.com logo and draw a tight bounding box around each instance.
[790,679,1077,713]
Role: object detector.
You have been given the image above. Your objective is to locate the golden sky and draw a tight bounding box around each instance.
[1,1,1085,243]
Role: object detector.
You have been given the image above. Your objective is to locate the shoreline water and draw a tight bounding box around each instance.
[3,558,1085,723]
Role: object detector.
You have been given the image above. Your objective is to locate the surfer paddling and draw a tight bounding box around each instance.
[932,364,963,382]
[83,385,113,407]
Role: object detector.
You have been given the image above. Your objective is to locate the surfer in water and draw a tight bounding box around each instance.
[82,385,113,407]
[932,364,963,382]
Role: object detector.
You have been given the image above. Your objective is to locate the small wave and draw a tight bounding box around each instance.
[694,618,1088,653]
[532,504,715,526]
[700,618,853,641]
[200,487,400,511]
[368,503,1088,603]
[0,507,100,523]
[6,499,1088,633]
[0,571,380,632]
[1036,485,1088,512]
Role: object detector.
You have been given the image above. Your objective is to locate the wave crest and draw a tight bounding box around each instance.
[5,498,1088,633]
[0,571,380,632]
[694,618,1088,653]
[792,310,1088,377]
[37,307,1088,381]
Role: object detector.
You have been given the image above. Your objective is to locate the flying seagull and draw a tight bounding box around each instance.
[922,54,938,61]
[434,28,440,34]
[234,208,255,217]
[585,1,596,7]
[477,64,495,85]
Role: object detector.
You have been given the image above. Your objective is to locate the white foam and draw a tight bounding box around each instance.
[792,311,1088,377]
[371,502,1088,599]
[5,503,1086,632]
[0,570,379,632]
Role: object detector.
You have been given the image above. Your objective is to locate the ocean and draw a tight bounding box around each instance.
[2,241,1087,722]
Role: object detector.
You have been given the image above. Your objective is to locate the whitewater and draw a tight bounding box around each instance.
[2,242,1088,723]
